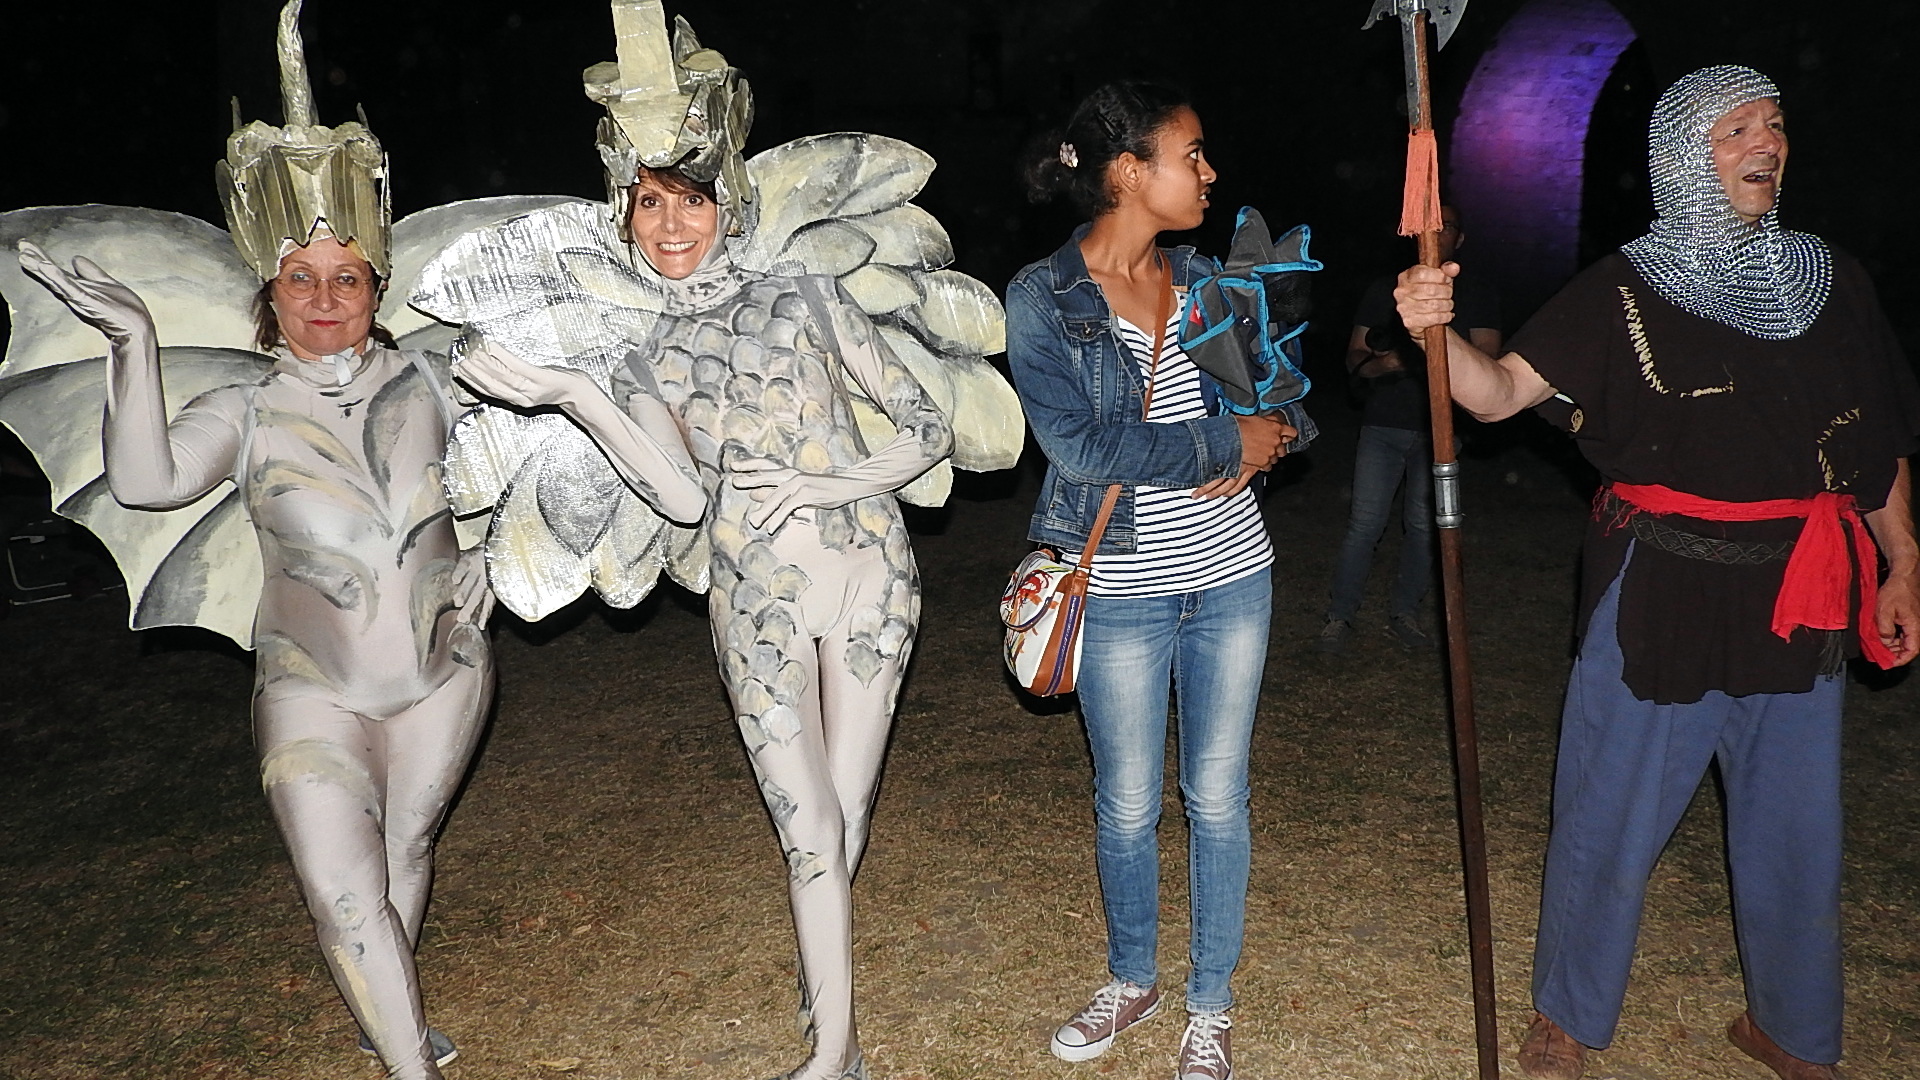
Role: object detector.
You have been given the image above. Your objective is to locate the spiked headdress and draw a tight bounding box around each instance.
[215,0,392,281]
[584,0,755,241]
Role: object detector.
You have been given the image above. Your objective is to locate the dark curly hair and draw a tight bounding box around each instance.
[1023,80,1192,218]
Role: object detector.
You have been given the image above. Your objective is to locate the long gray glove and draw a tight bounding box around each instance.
[17,241,155,344]
[453,336,707,525]
[17,241,242,508]
[736,279,955,532]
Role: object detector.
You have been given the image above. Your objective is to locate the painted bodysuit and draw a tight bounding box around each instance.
[640,272,947,1079]
[469,266,950,1079]
[105,333,491,1080]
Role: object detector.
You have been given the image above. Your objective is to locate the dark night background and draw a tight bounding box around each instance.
[2,8,1917,1075]
[1,0,1913,371]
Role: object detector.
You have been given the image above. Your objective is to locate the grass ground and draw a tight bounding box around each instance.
[2,418,1915,1080]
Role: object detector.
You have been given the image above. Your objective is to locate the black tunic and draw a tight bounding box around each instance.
[1509,251,1920,703]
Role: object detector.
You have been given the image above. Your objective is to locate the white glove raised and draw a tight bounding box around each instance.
[17,241,156,345]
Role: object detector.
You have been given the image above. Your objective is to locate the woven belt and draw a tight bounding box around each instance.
[1628,513,1795,565]
[1598,489,1797,566]
[1597,486,1848,673]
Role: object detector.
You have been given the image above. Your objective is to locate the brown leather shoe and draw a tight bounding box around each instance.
[1727,1011,1841,1080]
[1517,1011,1587,1080]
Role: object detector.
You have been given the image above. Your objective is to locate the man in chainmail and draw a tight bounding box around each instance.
[1396,65,1920,1080]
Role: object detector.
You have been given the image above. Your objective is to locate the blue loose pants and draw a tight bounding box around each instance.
[1531,559,1844,1063]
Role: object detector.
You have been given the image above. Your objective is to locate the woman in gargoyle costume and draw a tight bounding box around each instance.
[449,10,955,1079]
[11,5,489,1077]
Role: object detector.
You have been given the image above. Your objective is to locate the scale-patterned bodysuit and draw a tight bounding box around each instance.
[608,270,951,1077]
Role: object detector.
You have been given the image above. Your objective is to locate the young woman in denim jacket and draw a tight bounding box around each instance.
[1005,81,1301,1080]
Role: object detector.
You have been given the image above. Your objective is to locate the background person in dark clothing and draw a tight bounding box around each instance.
[1318,206,1500,654]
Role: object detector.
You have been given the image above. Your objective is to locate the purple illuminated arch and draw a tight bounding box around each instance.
[1448,0,1637,320]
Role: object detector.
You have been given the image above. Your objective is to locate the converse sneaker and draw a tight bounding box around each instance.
[1178,1012,1233,1080]
[357,1027,458,1067]
[1049,980,1161,1061]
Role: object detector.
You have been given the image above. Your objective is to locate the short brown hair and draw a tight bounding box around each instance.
[634,165,717,200]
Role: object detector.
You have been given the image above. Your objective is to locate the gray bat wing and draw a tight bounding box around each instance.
[1,205,272,646]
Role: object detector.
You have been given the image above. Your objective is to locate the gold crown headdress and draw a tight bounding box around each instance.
[215,0,391,281]
[584,0,755,241]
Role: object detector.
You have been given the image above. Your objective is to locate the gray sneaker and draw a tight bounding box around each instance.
[1050,980,1161,1061]
[1388,612,1433,651]
[1178,1012,1234,1080]
[1315,617,1352,655]
[358,1027,458,1067]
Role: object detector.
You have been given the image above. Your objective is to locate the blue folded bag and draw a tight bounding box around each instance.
[1178,206,1322,416]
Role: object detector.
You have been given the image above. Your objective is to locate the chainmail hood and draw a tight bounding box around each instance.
[1620,65,1830,340]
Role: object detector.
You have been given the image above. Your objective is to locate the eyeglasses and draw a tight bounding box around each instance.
[274,269,373,299]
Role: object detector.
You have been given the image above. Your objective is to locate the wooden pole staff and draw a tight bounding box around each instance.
[1366,0,1499,1074]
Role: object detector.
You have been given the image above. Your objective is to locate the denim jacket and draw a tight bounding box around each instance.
[1006,225,1315,553]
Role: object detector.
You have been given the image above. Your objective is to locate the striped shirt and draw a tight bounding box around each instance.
[1066,306,1274,597]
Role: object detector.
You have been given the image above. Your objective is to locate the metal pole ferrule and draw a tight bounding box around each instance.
[1432,459,1463,529]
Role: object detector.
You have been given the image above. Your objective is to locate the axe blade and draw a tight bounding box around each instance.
[1431,0,1468,49]
[1361,0,1470,50]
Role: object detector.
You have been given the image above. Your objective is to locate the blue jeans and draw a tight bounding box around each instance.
[1075,567,1271,1013]
[1327,424,1432,623]
[1533,558,1844,1062]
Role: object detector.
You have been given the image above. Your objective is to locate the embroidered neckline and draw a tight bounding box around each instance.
[1618,285,1734,398]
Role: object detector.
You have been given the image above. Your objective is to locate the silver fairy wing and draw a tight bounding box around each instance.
[737,132,1023,499]
[410,199,708,621]
[0,206,271,646]
[383,195,585,351]
[410,136,1021,620]
[385,195,592,549]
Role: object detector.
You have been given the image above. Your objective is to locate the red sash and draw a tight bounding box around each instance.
[1608,482,1894,668]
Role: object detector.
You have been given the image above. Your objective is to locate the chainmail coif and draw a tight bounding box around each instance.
[1620,65,1831,340]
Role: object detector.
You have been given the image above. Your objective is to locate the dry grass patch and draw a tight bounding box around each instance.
[2,431,1915,1079]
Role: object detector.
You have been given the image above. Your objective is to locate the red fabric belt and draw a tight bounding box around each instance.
[1606,481,1894,669]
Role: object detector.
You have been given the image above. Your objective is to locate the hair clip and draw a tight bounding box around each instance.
[1058,142,1079,169]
